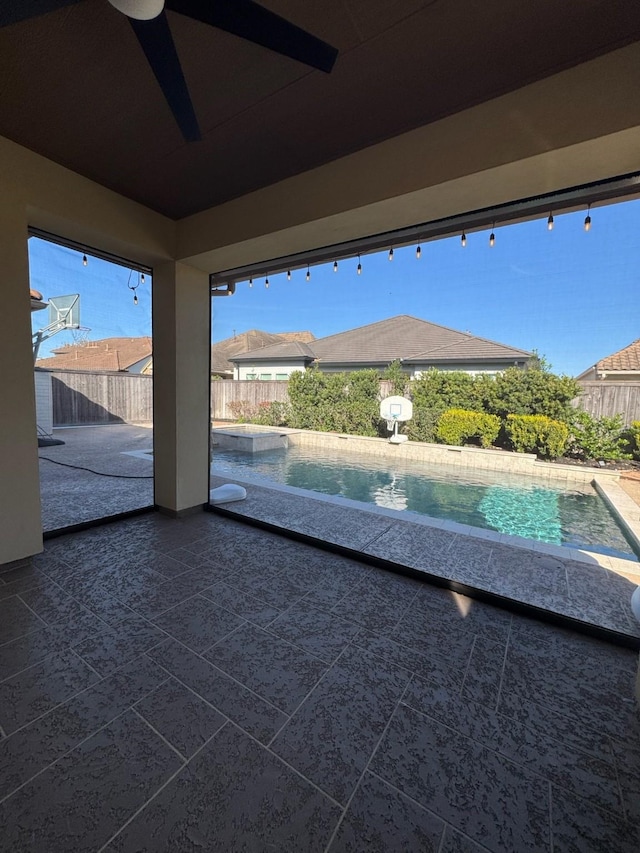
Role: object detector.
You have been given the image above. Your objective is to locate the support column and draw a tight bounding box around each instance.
[153,261,210,514]
[0,208,43,562]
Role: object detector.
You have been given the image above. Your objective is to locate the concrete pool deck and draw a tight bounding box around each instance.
[209,470,640,644]
[38,424,640,642]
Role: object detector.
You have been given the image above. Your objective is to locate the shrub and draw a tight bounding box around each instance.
[405,408,443,443]
[287,368,382,436]
[227,400,256,422]
[435,409,501,448]
[622,420,640,461]
[251,400,291,426]
[567,411,631,461]
[504,414,569,459]
[411,370,482,413]
[490,361,580,422]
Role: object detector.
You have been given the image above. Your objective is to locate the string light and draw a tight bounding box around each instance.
[140,273,145,284]
[306,265,310,282]
[416,245,421,259]
[287,270,291,280]
[547,212,554,231]
[82,254,87,266]
[357,253,362,275]
[388,247,394,261]
[333,260,338,273]
[249,277,253,288]
[489,223,495,247]
[126,269,140,305]
[584,204,592,232]
[461,231,467,247]
[265,277,269,289]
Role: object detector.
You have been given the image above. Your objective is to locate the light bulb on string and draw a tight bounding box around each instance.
[265,277,269,289]
[287,270,291,280]
[547,212,554,231]
[461,232,467,247]
[357,254,362,275]
[306,265,310,282]
[489,223,495,247]
[141,273,145,284]
[333,260,338,273]
[584,204,592,232]
[82,254,88,267]
[416,245,421,259]
[126,268,140,304]
[249,277,253,288]
[388,247,394,261]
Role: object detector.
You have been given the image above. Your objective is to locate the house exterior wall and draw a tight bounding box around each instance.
[34,370,53,435]
[410,363,522,379]
[236,361,308,380]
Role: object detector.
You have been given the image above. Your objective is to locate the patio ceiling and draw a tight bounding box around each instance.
[1,1,640,219]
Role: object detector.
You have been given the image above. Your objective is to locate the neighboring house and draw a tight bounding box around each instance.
[36,336,153,374]
[212,329,315,378]
[576,339,640,381]
[231,315,531,380]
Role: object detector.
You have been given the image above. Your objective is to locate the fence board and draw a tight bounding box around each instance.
[210,380,290,420]
[48,371,640,429]
[49,369,153,426]
[573,382,640,425]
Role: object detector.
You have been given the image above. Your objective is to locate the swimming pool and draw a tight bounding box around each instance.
[211,445,638,561]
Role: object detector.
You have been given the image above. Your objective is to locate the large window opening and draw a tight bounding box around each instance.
[29,233,154,532]
[209,182,640,633]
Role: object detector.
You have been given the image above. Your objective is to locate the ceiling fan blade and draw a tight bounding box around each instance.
[129,10,201,143]
[0,0,83,28]
[166,0,338,74]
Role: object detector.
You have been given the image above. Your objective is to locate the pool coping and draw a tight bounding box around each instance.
[209,467,640,573]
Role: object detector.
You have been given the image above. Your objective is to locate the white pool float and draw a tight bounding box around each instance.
[209,484,247,504]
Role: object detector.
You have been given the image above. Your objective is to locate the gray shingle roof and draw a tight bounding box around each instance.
[231,341,316,362]
[212,330,315,373]
[234,315,528,367]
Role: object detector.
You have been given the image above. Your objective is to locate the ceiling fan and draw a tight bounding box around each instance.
[0,0,338,142]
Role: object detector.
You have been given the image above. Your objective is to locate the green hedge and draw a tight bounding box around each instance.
[435,409,501,448]
[505,414,569,459]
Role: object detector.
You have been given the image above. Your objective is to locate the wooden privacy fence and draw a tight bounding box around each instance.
[210,380,395,420]
[50,369,153,426]
[573,381,640,425]
[47,371,640,427]
[211,380,290,420]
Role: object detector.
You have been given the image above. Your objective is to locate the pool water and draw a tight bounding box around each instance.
[211,445,638,561]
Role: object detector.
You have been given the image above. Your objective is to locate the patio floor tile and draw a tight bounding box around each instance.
[105,724,341,853]
[0,648,100,735]
[370,704,551,851]
[134,676,226,758]
[1,509,638,850]
[151,595,244,653]
[0,710,180,853]
[203,622,328,714]
[328,771,445,852]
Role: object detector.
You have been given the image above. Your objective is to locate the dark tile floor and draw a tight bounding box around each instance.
[1,510,640,852]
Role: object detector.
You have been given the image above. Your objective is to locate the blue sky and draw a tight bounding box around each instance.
[30,196,639,376]
[29,239,152,358]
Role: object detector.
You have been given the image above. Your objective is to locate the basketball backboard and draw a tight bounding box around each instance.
[47,294,80,329]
